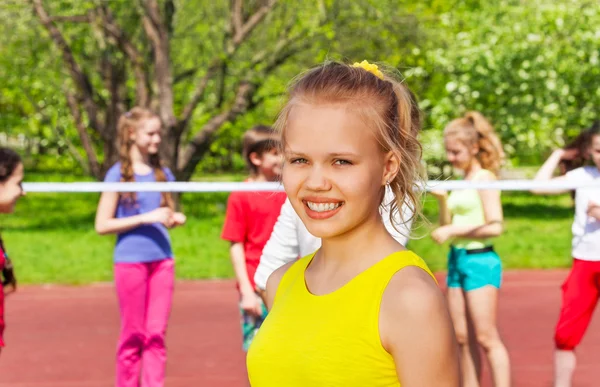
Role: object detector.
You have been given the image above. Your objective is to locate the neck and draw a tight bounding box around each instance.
[316,210,398,271]
[129,146,150,165]
[464,160,482,179]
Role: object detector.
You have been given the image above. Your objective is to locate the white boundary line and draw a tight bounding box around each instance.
[21,180,600,193]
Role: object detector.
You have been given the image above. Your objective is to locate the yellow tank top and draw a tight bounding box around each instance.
[246,250,436,387]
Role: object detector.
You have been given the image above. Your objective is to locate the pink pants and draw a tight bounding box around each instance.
[114,259,174,387]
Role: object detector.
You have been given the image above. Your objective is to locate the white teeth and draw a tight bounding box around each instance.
[306,201,342,212]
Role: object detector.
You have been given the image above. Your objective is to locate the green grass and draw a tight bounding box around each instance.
[411,192,574,272]
[1,172,576,284]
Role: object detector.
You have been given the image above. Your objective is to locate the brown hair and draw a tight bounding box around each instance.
[274,60,424,234]
[117,107,174,209]
[560,120,600,174]
[0,147,22,183]
[242,125,280,176]
[443,111,505,176]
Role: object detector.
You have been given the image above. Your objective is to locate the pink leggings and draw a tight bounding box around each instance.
[114,259,174,387]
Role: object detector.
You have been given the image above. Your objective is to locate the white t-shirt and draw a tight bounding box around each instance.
[254,188,413,290]
[565,166,600,261]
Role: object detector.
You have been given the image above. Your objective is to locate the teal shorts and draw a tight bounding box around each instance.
[447,246,502,292]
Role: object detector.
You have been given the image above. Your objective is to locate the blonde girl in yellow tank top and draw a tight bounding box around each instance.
[430,112,510,387]
[246,60,460,387]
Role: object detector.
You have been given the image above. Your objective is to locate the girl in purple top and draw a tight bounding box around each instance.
[95,107,185,387]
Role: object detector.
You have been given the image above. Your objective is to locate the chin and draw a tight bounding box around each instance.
[303,219,353,240]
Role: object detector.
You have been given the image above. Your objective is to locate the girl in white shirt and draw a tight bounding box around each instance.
[532,121,600,387]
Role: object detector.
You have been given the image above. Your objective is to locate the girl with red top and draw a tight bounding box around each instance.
[0,147,25,355]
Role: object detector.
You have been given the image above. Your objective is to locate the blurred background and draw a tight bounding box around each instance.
[0,0,598,283]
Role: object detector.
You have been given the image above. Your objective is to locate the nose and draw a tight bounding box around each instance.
[305,165,331,191]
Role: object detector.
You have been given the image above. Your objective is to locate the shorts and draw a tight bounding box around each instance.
[554,258,600,350]
[240,296,268,352]
[447,245,502,292]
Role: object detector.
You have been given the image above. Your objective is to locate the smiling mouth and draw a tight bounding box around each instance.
[304,201,344,213]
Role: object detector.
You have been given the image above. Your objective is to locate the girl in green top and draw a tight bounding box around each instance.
[431,111,510,387]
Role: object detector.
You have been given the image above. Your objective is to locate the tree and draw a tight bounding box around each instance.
[27,0,323,180]
[409,0,600,170]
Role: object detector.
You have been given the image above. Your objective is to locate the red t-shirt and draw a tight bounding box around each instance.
[221,190,287,290]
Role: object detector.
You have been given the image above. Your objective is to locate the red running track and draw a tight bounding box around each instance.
[0,270,599,387]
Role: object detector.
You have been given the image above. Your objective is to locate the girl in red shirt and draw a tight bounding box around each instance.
[0,147,25,354]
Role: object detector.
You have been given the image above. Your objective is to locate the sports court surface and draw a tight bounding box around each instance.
[1,270,599,387]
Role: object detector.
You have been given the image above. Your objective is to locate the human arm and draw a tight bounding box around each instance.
[380,266,461,386]
[430,190,452,226]
[95,193,174,235]
[2,256,16,295]
[255,200,302,295]
[531,149,579,195]
[230,242,262,316]
[164,168,186,228]
[221,193,261,315]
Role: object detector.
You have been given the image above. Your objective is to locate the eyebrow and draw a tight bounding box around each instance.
[284,150,307,157]
[285,150,359,158]
[328,152,359,158]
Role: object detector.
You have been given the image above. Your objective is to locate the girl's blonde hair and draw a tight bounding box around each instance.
[443,111,505,175]
[117,107,174,209]
[274,60,424,235]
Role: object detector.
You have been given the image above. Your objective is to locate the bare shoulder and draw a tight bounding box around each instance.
[381,266,445,321]
[476,169,498,181]
[265,261,296,310]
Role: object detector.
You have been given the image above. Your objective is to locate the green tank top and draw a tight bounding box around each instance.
[446,169,495,249]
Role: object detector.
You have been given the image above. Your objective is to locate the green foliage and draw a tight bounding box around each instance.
[2,0,599,174]
[410,0,600,169]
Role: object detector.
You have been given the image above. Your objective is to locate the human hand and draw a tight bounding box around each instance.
[170,212,187,227]
[143,207,174,227]
[431,225,455,244]
[587,201,600,220]
[555,148,580,161]
[240,291,263,317]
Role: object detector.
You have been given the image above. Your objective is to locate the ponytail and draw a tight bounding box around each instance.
[465,111,505,175]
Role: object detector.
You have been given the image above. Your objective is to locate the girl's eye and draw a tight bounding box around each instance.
[334,159,352,166]
[290,158,308,164]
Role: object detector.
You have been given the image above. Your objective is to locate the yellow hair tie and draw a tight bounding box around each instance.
[351,60,385,80]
